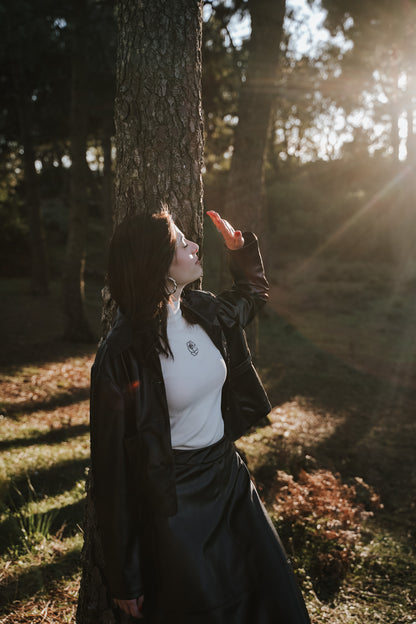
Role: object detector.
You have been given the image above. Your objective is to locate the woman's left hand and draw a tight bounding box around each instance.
[206,211,245,250]
[114,596,144,619]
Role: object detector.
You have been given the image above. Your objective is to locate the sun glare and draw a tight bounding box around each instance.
[290,165,414,279]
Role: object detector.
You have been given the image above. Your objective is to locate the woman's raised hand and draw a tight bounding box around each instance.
[114,595,144,619]
[206,211,244,250]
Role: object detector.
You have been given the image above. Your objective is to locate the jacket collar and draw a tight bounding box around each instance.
[181,288,221,326]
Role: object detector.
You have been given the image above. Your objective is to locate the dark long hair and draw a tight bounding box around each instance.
[108,208,196,357]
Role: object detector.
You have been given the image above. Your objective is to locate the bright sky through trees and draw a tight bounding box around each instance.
[214,0,356,161]
[222,0,352,58]
[220,0,410,162]
[34,1,412,172]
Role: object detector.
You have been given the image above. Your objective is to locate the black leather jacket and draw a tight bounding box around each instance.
[90,231,271,599]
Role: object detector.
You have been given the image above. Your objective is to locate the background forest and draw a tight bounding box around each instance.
[1,0,416,622]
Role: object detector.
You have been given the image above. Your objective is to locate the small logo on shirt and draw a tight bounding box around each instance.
[186,340,199,356]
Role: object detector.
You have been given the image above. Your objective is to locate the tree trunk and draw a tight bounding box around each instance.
[19,99,49,295]
[225,0,286,238]
[114,0,204,228]
[224,0,286,358]
[407,106,415,162]
[76,1,204,621]
[13,59,49,295]
[391,102,400,163]
[63,0,95,342]
[406,66,415,163]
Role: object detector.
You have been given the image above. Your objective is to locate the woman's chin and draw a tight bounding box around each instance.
[188,266,203,285]
[181,264,203,286]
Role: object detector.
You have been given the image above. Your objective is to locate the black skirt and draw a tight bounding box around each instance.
[142,436,310,624]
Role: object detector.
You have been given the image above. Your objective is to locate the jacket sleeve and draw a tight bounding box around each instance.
[89,354,143,600]
[216,231,269,328]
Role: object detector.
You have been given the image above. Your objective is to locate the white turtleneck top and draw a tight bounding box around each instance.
[158,297,227,450]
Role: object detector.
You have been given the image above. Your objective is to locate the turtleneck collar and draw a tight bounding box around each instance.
[166,296,182,325]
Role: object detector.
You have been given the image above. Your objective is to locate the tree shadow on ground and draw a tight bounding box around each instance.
[8,456,90,511]
[1,457,89,557]
[1,387,90,417]
[0,422,89,452]
[0,498,86,557]
[0,337,97,372]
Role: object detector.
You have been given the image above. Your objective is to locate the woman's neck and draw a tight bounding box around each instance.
[169,282,184,304]
[168,295,181,314]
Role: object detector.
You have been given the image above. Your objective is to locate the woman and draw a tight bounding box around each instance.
[90,206,310,623]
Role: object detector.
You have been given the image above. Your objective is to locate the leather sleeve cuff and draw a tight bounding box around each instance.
[225,231,269,302]
[223,231,257,252]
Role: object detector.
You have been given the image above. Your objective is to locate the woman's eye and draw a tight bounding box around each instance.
[183,243,188,248]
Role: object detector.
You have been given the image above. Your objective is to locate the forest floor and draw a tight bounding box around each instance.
[0,260,415,623]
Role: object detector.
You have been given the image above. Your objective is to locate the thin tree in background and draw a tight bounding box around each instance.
[89,0,117,263]
[225,0,286,239]
[223,0,286,358]
[19,94,50,295]
[63,0,94,342]
[5,1,50,294]
[76,1,204,621]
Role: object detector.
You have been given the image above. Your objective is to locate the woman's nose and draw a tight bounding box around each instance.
[193,242,199,254]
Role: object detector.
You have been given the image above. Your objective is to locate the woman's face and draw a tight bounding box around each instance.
[168,225,202,287]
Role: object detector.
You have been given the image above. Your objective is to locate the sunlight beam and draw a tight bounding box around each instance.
[291,164,413,278]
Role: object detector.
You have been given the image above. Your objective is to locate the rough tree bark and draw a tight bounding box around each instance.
[76,1,204,621]
[113,0,204,230]
[63,0,95,342]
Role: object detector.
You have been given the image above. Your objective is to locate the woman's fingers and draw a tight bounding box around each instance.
[114,596,144,619]
[206,211,244,249]
[137,595,145,615]
[222,218,235,236]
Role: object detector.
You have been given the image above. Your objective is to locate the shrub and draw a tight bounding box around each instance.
[270,468,382,597]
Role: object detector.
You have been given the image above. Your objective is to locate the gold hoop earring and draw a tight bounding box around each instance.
[166,276,177,295]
